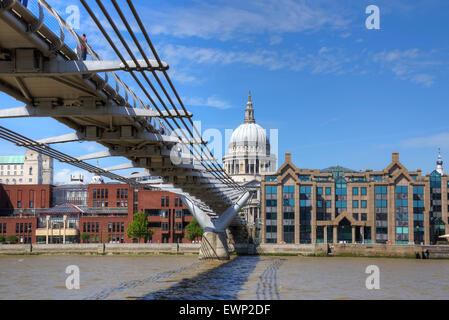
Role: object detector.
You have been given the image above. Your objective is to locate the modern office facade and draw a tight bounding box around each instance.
[261,151,448,245]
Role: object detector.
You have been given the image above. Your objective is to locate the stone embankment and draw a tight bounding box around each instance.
[1,243,448,259]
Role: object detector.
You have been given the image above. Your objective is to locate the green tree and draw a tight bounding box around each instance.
[185,218,203,242]
[80,233,90,243]
[126,211,153,243]
[0,235,5,243]
[6,235,18,243]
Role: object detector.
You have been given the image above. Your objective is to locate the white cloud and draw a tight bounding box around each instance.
[372,49,441,87]
[54,169,93,185]
[183,96,232,110]
[144,0,350,41]
[401,133,449,149]
[160,44,354,75]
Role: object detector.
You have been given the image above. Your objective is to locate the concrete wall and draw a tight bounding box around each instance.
[1,243,448,258]
[0,243,201,255]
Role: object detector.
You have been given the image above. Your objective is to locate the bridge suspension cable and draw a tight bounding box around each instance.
[79,0,245,195]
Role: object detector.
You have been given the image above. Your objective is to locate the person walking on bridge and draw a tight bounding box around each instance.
[77,34,88,61]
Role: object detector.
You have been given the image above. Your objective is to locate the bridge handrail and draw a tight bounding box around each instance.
[3,0,168,135]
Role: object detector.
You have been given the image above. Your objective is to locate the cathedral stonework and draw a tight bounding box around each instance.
[223,92,277,238]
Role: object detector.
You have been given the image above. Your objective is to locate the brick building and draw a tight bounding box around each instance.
[0,182,194,244]
[137,189,193,243]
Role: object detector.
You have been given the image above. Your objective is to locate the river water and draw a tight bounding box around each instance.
[0,255,448,300]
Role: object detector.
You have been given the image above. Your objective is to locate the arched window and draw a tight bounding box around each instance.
[29,167,32,175]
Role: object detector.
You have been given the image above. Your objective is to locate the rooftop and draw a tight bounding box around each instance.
[0,155,25,164]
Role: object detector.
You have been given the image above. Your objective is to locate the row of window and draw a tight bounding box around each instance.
[0,164,24,170]
[160,196,183,207]
[16,223,32,233]
[82,222,125,233]
[93,189,109,199]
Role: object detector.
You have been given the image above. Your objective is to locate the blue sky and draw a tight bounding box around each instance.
[1,0,449,183]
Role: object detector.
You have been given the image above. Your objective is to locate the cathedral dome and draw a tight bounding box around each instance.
[230,122,267,146]
[228,91,269,153]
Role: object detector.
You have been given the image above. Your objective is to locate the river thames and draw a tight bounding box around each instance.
[0,255,448,300]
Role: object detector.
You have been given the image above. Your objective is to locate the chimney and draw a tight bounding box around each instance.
[392,152,399,162]
[285,152,291,163]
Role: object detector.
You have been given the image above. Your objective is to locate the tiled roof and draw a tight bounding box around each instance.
[41,203,85,214]
[0,155,25,164]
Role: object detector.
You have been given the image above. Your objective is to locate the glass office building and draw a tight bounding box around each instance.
[261,152,448,245]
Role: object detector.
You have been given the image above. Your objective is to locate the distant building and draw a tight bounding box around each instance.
[223,92,277,239]
[0,182,193,244]
[261,151,448,245]
[0,150,53,185]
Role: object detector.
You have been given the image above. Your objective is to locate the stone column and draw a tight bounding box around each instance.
[311,183,316,244]
[352,226,356,244]
[324,225,328,244]
[295,183,300,244]
[333,225,338,244]
[424,183,431,245]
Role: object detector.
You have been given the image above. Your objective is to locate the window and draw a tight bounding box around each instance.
[283,186,295,193]
[352,187,358,196]
[375,186,387,194]
[353,200,359,208]
[300,186,311,194]
[161,196,165,207]
[361,213,367,221]
[17,201,21,208]
[266,176,277,182]
[325,187,331,195]
[266,186,277,194]
[317,200,323,208]
[165,196,169,207]
[317,187,323,195]
[361,200,367,208]
[326,200,331,208]
[361,187,367,195]
[175,197,178,207]
[376,200,387,207]
[413,186,424,194]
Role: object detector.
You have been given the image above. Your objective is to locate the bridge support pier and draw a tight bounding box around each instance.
[181,191,252,261]
[199,231,229,260]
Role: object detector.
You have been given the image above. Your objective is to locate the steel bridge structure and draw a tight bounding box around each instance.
[0,0,253,259]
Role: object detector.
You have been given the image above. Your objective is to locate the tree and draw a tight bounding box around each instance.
[126,211,153,243]
[80,233,90,243]
[185,218,203,242]
[6,235,18,243]
[0,235,5,243]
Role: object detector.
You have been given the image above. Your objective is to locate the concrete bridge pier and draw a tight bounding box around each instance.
[182,191,252,260]
[199,231,229,260]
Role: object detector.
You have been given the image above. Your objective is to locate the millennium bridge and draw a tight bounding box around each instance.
[0,0,253,259]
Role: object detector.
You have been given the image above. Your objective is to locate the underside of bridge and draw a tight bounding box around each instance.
[0,0,252,259]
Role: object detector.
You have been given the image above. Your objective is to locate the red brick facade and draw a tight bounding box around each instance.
[137,189,194,243]
[0,183,195,244]
[0,184,51,210]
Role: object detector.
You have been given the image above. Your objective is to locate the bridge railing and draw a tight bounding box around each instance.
[9,0,169,135]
